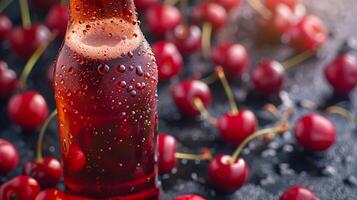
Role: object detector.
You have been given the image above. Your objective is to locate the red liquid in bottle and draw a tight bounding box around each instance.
[54,0,159,199]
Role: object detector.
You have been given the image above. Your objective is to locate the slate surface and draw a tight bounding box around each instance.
[1,0,357,199]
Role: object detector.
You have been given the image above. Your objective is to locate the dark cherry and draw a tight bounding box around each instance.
[35,189,92,200]
[9,24,51,58]
[134,0,159,11]
[0,61,17,98]
[192,2,228,30]
[8,91,49,130]
[212,0,242,11]
[279,186,318,200]
[0,139,19,175]
[218,110,258,146]
[0,176,41,200]
[208,155,249,193]
[171,80,212,117]
[284,15,327,51]
[145,4,182,37]
[265,0,297,10]
[152,41,183,81]
[22,157,63,188]
[0,15,12,42]
[64,144,86,174]
[294,113,336,152]
[252,60,285,95]
[324,53,357,94]
[212,43,250,80]
[158,133,177,174]
[174,194,206,200]
[31,0,60,10]
[46,4,69,37]
[166,24,202,54]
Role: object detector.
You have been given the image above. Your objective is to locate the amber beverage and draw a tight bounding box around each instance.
[53,0,159,199]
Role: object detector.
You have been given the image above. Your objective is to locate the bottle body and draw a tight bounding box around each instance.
[54,1,159,198]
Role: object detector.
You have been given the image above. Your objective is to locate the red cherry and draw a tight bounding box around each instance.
[0,139,19,175]
[192,2,228,30]
[174,194,206,200]
[279,186,318,200]
[166,24,202,54]
[324,53,357,94]
[46,4,69,37]
[0,176,41,200]
[30,0,60,10]
[9,24,51,58]
[145,4,182,37]
[218,110,258,146]
[0,15,12,42]
[284,15,327,51]
[134,0,159,11]
[171,80,212,117]
[0,61,17,98]
[208,155,249,193]
[212,0,242,11]
[64,144,86,174]
[294,113,336,152]
[152,41,183,81]
[252,60,285,95]
[265,0,297,10]
[34,189,66,200]
[22,157,63,188]
[8,91,49,130]
[212,43,250,80]
[158,133,177,174]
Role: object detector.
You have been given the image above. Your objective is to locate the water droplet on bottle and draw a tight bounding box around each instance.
[116,65,126,73]
[130,90,137,97]
[97,64,110,75]
[116,81,127,89]
[136,65,143,76]
[68,67,75,75]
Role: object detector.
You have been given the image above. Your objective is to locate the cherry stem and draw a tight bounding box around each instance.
[216,66,239,114]
[202,22,213,58]
[176,150,212,161]
[264,103,279,118]
[180,0,188,25]
[19,32,58,88]
[247,0,272,20]
[19,0,31,28]
[326,106,357,124]
[201,73,217,85]
[193,97,218,126]
[36,110,58,162]
[281,50,316,70]
[0,0,13,13]
[230,124,288,163]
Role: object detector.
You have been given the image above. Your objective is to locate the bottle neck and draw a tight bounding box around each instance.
[69,0,137,23]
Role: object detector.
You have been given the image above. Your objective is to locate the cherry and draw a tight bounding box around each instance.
[35,189,92,200]
[218,110,258,146]
[30,0,60,10]
[265,0,297,10]
[174,194,206,200]
[192,2,228,30]
[0,139,19,175]
[152,41,183,81]
[208,155,249,193]
[134,0,159,11]
[212,43,250,80]
[294,113,336,151]
[158,133,177,174]
[252,60,285,95]
[0,61,17,98]
[0,15,12,42]
[8,91,49,130]
[46,4,69,37]
[171,80,212,117]
[0,176,41,200]
[279,186,318,200]
[145,4,182,37]
[22,157,63,188]
[284,15,327,51]
[211,0,242,11]
[324,53,357,94]
[9,24,51,58]
[166,24,202,54]
[64,144,86,174]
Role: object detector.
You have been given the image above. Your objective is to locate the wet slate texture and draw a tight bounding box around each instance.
[1,0,357,200]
